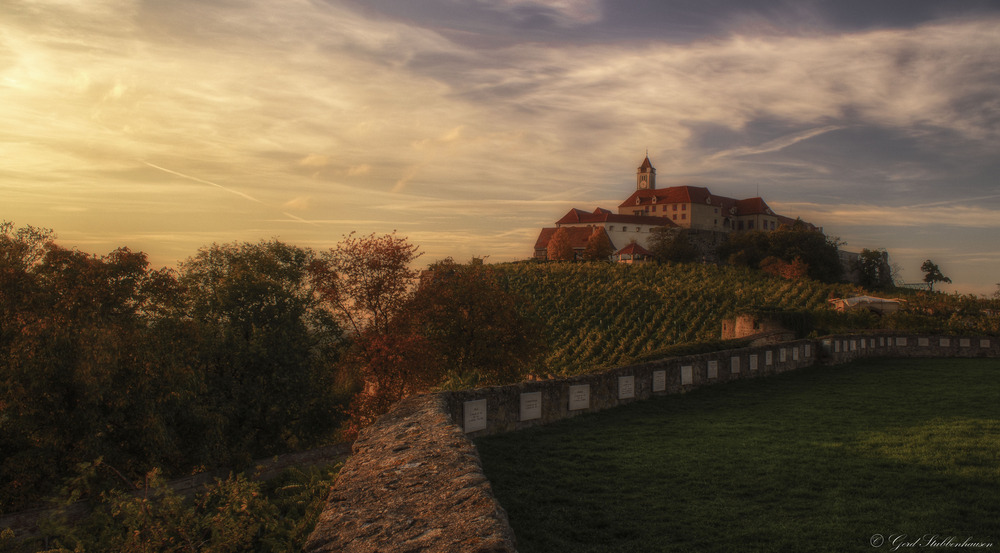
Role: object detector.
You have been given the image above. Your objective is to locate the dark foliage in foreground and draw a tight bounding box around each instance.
[1,222,354,513]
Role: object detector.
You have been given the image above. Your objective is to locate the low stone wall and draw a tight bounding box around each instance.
[445,339,817,437]
[821,333,997,364]
[303,394,517,553]
[304,333,998,552]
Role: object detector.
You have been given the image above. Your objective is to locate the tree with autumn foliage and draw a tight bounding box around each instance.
[313,231,422,336]
[310,232,428,437]
[316,238,547,438]
[337,330,441,434]
[546,227,575,261]
[399,258,545,388]
[582,228,614,262]
[759,256,809,280]
[718,221,842,283]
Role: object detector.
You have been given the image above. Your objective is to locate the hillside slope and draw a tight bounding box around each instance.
[495,262,856,376]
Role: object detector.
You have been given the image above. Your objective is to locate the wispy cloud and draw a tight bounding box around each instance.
[2,0,999,291]
[485,0,603,26]
[775,201,1000,229]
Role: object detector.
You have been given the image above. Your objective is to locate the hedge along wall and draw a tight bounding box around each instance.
[304,334,998,553]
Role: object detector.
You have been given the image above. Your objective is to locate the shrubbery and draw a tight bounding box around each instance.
[1,223,353,513]
[0,460,339,553]
[1,223,545,515]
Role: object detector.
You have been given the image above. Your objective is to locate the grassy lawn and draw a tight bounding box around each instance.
[475,358,1000,553]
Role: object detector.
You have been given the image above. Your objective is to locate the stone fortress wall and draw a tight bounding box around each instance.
[304,333,999,553]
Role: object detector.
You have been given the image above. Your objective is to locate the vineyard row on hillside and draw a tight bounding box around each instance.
[491,261,997,377]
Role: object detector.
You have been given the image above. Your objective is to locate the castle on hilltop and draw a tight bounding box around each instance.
[533,155,820,262]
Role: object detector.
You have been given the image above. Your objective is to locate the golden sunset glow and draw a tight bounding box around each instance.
[3,0,1000,293]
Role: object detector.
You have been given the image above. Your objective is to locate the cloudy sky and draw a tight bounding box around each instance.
[3,0,1000,294]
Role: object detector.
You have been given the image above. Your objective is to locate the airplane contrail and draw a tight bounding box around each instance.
[710,125,844,160]
[141,160,319,226]
[904,191,1000,209]
[141,160,265,205]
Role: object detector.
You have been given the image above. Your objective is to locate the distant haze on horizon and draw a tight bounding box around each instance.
[4,0,1000,295]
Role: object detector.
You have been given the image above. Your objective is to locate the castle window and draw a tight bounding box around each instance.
[681,214,686,220]
[672,204,677,211]
[748,221,754,229]
[681,204,687,210]
[672,214,677,221]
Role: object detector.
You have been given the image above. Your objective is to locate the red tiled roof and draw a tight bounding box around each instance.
[618,186,716,209]
[734,197,774,215]
[619,186,789,219]
[556,207,677,227]
[615,242,652,256]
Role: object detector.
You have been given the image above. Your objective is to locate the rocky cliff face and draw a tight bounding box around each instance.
[303,394,516,553]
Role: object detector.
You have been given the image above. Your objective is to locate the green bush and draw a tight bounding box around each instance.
[2,460,340,553]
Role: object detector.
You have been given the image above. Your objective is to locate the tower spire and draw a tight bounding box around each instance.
[636,153,656,190]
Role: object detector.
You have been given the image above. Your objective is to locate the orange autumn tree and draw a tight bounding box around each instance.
[760,256,809,280]
[582,227,614,262]
[314,231,422,336]
[397,258,545,389]
[546,227,575,261]
[313,232,434,438]
[314,237,547,438]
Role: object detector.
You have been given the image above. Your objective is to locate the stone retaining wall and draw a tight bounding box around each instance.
[304,333,998,552]
[821,333,997,363]
[303,394,517,553]
[445,339,817,437]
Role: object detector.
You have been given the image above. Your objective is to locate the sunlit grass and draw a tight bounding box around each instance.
[475,358,1000,553]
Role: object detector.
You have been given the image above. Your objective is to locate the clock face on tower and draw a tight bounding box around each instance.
[639,175,649,189]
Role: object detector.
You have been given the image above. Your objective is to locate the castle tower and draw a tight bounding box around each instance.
[636,155,656,190]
